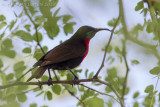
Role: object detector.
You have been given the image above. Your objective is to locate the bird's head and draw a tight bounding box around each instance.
[72,26,111,40]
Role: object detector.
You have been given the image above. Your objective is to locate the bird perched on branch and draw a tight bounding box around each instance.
[27,26,111,85]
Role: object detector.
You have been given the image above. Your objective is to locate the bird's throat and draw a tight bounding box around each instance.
[82,38,90,61]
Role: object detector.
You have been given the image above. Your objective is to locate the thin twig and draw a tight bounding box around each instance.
[79,84,119,103]
[94,16,121,78]
[121,40,129,102]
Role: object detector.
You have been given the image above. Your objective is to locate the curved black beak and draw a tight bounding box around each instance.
[95,28,112,32]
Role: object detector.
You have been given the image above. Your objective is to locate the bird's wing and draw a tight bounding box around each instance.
[39,42,86,66]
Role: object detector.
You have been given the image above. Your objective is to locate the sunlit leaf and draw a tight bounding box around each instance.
[0,15,6,21]
[63,22,76,35]
[22,47,31,53]
[10,20,17,30]
[133,101,139,107]
[0,22,7,29]
[131,60,140,65]
[15,30,33,42]
[51,85,61,95]
[33,32,43,42]
[24,24,31,32]
[34,52,43,60]
[85,96,104,107]
[135,1,144,11]
[30,103,37,107]
[6,73,14,80]
[46,91,52,100]
[150,67,160,75]
[133,91,140,99]
[144,85,154,93]
[0,59,3,68]
[54,8,61,17]
[17,94,27,102]
[63,15,73,23]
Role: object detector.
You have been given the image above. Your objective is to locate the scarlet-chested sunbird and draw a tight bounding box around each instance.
[27,26,110,84]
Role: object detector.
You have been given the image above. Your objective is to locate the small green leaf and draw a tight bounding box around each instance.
[0,22,7,29]
[46,91,52,100]
[108,18,119,27]
[146,22,154,33]
[51,85,61,95]
[6,73,14,80]
[10,20,17,30]
[33,32,43,42]
[22,47,31,53]
[2,50,16,58]
[15,30,33,42]
[85,69,89,78]
[135,1,144,11]
[1,38,13,49]
[30,103,37,107]
[107,67,117,78]
[150,67,160,75]
[17,94,27,102]
[41,75,49,81]
[89,72,94,78]
[54,8,61,17]
[115,46,121,54]
[85,96,104,107]
[24,24,31,31]
[6,94,16,102]
[0,15,6,21]
[131,60,140,65]
[14,61,26,72]
[133,101,139,107]
[63,22,76,35]
[63,15,73,23]
[0,59,3,68]
[145,85,154,93]
[34,52,43,60]
[133,91,140,99]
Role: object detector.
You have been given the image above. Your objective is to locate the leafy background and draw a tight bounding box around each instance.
[0,0,160,107]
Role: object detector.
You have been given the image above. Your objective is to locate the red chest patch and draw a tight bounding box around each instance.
[82,38,90,61]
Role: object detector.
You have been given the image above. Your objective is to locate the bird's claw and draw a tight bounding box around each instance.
[47,78,53,86]
[71,77,79,87]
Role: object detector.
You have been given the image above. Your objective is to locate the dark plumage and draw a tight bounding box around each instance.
[27,26,110,82]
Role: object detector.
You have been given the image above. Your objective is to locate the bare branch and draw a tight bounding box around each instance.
[94,16,121,78]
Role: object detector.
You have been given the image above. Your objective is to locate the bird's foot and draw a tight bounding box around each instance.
[47,77,53,86]
[72,77,79,86]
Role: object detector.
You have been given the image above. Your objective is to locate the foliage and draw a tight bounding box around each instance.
[0,0,160,107]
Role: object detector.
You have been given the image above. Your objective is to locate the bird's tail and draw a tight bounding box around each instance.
[26,66,47,82]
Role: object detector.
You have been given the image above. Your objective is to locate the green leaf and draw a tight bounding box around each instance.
[1,38,13,49]
[63,22,76,35]
[63,15,73,23]
[22,47,31,53]
[107,67,117,78]
[41,75,49,81]
[6,94,16,102]
[10,20,17,30]
[115,46,121,54]
[145,85,154,93]
[6,73,14,80]
[135,1,144,11]
[131,60,140,65]
[39,0,58,18]
[150,67,160,75]
[0,59,3,68]
[17,94,27,102]
[30,103,37,107]
[63,84,77,95]
[0,22,7,29]
[85,96,104,107]
[35,16,45,25]
[0,15,6,21]
[51,85,61,95]
[24,24,31,32]
[89,72,94,78]
[146,22,154,33]
[85,69,89,78]
[34,52,43,60]
[46,91,52,100]
[133,91,140,99]
[44,19,60,39]
[54,8,61,17]
[2,50,16,58]
[15,30,33,42]
[108,18,119,27]
[14,61,26,72]
[133,101,139,107]
[33,32,43,42]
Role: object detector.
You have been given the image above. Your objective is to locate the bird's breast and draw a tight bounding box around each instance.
[82,38,90,61]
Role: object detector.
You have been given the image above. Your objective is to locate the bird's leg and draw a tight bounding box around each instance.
[66,67,79,85]
[47,68,52,86]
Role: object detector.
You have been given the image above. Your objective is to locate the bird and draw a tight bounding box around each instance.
[27,26,111,84]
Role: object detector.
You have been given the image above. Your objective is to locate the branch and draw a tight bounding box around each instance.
[79,84,119,103]
[121,40,129,102]
[94,16,121,78]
